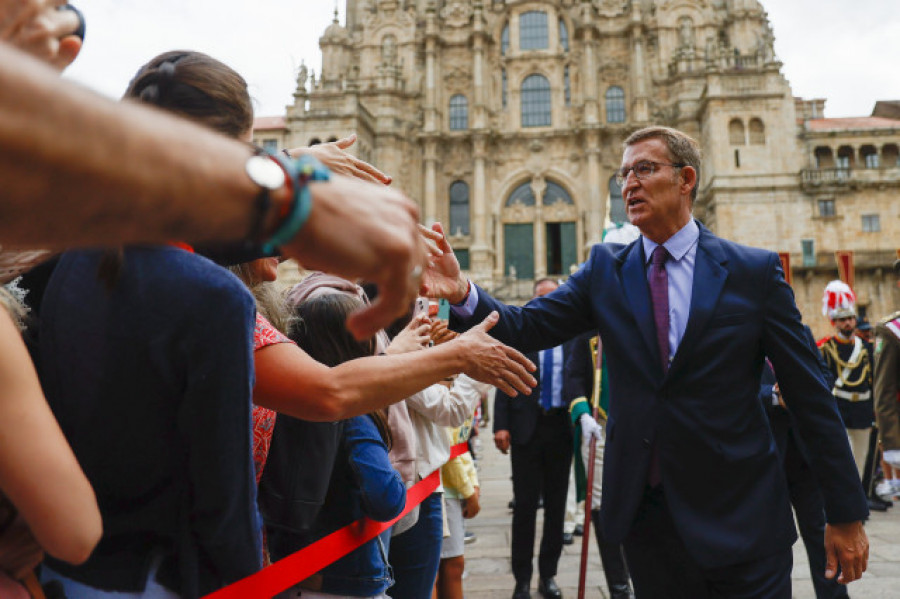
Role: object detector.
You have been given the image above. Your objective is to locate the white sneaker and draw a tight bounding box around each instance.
[876,480,894,499]
[891,480,900,499]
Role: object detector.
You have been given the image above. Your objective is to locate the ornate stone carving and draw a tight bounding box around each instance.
[441,0,473,28]
[595,0,625,18]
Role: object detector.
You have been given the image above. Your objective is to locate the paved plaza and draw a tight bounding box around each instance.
[461,434,900,598]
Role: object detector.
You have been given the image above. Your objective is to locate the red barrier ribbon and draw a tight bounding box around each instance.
[204,442,470,599]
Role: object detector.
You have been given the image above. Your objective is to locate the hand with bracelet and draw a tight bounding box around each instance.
[250,151,425,341]
[0,0,84,70]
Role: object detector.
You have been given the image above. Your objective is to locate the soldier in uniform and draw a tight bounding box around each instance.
[564,332,633,599]
[874,259,900,498]
[818,280,875,480]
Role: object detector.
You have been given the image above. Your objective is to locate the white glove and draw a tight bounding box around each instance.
[884,449,900,470]
[579,413,604,442]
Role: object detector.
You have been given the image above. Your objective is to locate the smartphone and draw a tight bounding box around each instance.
[413,297,429,319]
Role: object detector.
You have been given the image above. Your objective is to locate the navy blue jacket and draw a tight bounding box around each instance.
[38,248,261,596]
[267,415,405,596]
[452,223,867,568]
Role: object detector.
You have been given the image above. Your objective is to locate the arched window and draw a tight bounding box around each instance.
[449,94,468,130]
[309,137,322,146]
[519,11,549,50]
[608,176,626,225]
[605,86,625,123]
[506,181,536,206]
[749,118,765,144]
[559,19,569,52]
[501,23,509,56]
[728,118,745,145]
[544,181,573,205]
[521,74,551,127]
[501,69,508,108]
[564,66,571,106]
[814,146,834,169]
[449,181,470,236]
[837,146,854,169]
[861,145,879,169]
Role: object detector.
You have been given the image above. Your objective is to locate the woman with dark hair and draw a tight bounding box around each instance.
[271,293,405,599]
[36,51,263,597]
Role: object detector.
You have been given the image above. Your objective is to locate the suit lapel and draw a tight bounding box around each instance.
[667,227,728,378]
[619,242,663,376]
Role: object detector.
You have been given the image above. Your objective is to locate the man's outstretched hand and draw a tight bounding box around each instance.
[454,311,536,397]
[419,222,469,304]
[824,521,868,584]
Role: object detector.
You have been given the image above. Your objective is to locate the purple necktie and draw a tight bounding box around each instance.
[649,246,670,372]
[648,245,669,487]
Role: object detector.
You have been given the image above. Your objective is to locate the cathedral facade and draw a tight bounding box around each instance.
[256,0,899,335]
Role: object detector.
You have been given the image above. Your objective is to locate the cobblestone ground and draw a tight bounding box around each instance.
[461,433,900,599]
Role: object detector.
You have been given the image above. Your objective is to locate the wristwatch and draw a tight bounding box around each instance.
[245,153,292,244]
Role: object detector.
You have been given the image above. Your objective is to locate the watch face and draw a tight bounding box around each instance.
[246,155,285,190]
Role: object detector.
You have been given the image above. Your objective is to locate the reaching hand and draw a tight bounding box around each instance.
[419,222,469,303]
[580,413,604,442]
[385,314,430,355]
[824,521,868,584]
[494,430,511,454]
[286,135,391,185]
[454,312,536,396]
[463,487,481,518]
[1,0,83,70]
[282,174,424,340]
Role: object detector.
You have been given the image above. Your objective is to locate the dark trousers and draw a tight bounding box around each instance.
[509,409,572,583]
[769,410,849,599]
[623,486,792,599]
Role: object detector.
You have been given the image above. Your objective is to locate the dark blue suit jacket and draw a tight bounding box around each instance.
[453,222,867,568]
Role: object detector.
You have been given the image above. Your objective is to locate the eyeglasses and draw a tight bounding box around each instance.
[615,160,686,187]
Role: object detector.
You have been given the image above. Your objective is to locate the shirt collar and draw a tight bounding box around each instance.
[642,219,699,264]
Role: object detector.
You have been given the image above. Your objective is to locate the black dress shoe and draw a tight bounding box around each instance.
[562,532,574,545]
[868,497,891,512]
[573,523,584,536]
[538,577,562,599]
[512,581,531,599]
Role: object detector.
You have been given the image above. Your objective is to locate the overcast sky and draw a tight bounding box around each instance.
[64,1,899,119]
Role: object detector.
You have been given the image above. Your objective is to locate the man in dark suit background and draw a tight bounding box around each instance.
[494,277,573,599]
[422,125,869,598]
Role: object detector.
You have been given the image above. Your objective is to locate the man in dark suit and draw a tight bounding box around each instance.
[494,278,573,599]
[421,126,869,598]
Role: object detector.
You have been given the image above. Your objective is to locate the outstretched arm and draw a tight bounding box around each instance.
[254,311,535,422]
[0,42,423,338]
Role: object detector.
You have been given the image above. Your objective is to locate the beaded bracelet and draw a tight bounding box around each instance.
[261,154,331,254]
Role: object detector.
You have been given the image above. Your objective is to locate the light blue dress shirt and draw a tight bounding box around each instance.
[641,219,700,362]
[539,345,565,408]
[451,219,700,365]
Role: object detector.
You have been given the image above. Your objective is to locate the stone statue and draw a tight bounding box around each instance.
[679,17,695,50]
[297,62,308,91]
[382,34,398,64]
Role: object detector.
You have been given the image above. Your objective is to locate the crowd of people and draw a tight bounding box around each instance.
[1,2,898,599]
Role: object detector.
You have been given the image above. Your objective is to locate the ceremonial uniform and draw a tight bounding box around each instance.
[819,334,874,476]
[875,311,900,456]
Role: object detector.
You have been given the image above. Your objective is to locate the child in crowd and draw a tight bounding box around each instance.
[271,294,406,599]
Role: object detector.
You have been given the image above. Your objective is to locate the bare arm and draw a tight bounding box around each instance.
[0,310,101,565]
[0,42,422,337]
[253,312,535,422]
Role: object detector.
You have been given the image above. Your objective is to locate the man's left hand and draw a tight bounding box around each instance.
[824,521,868,584]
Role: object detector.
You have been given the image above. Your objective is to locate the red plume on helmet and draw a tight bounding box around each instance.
[821,280,856,320]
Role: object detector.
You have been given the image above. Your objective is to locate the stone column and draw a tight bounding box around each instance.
[585,130,604,249]
[533,177,547,279]
[424,139,438,224]
[471,134,492,277]
[630,6,649,122]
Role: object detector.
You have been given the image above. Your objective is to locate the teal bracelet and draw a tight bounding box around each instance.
[262,155,331,253]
